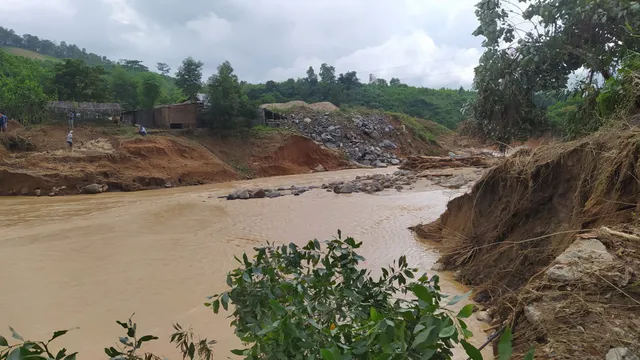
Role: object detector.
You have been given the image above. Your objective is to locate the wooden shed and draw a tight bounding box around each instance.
[153,102,199,129]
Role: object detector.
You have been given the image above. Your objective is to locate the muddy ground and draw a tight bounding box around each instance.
[413,129,640,359]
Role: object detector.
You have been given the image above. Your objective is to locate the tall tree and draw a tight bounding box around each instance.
[206,61,251,129]
[52,59,109,102]
[119,59,149,73]
[109,66,139,110]
[319,63,336,83]
[156,62,171,76]
[338,71,361,91]
[389,77,401,86]
[175,56,204,101]
[306,66,318,86]
[138,73,161,109]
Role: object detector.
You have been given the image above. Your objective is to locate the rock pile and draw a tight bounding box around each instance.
[323,170,417,194]
[225,185,315,200]
[280,110,402,166]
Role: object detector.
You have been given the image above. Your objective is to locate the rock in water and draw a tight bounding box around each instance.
[313,164,326,172]
[251,189,266,198]
[266,191,282,198]
[373,161,388,168]
[83,184,103,194]
[336,184,355,194]
[34,189,41,197]
[228,188,251,200]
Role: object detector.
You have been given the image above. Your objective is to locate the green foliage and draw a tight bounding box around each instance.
[138,73,161,109]
[157,62,171,76]
[0,75,50,124]
[0,326,79,360]
[110,66,139,111]
[208,232,484,359]
[52,59,110,102]
[175,57,204,101]
[470,0,640,141]
[206,61,253,130]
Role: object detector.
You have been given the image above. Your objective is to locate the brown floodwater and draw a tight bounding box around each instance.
[0,168,491,359]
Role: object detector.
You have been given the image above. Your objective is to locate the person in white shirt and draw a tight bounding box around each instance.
[66,130,73,151]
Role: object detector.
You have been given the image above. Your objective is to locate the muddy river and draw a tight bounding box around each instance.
[0,168,490,359]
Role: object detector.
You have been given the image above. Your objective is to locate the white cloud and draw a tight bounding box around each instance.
[185,13,232,43]
[1,0,484,88]
[264,31,481,88]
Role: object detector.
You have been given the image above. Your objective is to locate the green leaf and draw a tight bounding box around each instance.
[498,327,513,360]
[438,326,456,338]
[461,340,483,360]
[457,304,475,319]
[419,349,436,359]
[411,326,434,348]
[0,336,8,347]
[115,321,128,329]
[7,348,20,360]
[63,353,77,360]
[221,293,230,311]
[212,299,220,313]
[404,269,415,278]
[9,327,23,341]
[370,307,382,321]
[269,300,286,315]
[320,348,336,360]
[230,349,246,355]
[188,342,195,359]
[462,328,474,338]
[411,285,433,303]
[524,346,535,360]
[447,291,471,306]
[136,335,158,348]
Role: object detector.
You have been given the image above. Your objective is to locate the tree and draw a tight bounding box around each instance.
[206,61,252,130]
[138,73,161,109]
[110,66,139,110]
[52,59,110,102]
[176,57,204,101]
[119,59,149,73]
[338,71,361,91]
[319,63,336,83]
[306,66,318,86]
[156,62,171,76]
[208,233,485,359]
[469,0,640,141]
[389,77,401,86]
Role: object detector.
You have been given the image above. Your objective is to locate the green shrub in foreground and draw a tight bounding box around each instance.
[208,231,483,359]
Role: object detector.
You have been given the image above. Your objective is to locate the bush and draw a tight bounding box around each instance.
[208,232,483,359]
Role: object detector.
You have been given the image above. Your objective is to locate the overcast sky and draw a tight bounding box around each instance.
[2,0,483,88]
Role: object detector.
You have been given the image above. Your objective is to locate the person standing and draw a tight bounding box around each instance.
[66,130,73,151]
[0,111,7,133]
[68,111,75,129]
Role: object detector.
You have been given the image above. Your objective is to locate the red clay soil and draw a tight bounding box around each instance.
[254,135,350,176]
[0,127,239,195]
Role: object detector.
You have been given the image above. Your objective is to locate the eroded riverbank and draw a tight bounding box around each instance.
[0,167,490,359]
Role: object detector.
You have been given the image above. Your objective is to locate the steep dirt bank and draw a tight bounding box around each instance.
[0,124,351,195]
[414,130,640,358]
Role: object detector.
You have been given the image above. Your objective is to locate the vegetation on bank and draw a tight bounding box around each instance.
[465,0,640,145]
[0,25,474,132]
[1,234,526,360]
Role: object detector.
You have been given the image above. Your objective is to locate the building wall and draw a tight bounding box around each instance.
[153,103,198,129]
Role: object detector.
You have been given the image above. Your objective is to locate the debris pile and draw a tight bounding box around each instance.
[400,155,495,172]
[323,170,417,194]
[280,110,403,166]
[224,185,315,200]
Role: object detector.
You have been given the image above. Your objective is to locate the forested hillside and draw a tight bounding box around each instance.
[0,25,475,129]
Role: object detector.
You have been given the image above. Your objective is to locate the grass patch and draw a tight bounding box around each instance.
[386,111,451,143]
[2,47,60,62]
[249,125,293,138]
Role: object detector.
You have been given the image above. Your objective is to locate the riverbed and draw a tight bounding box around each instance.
[0,167,490,359]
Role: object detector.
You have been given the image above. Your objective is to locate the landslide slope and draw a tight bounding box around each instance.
[416,129,640,358]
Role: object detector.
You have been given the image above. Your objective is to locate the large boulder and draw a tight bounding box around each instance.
[83,184,107,194]
[313,164,326,172]
[228,188,251,200]
[251,189,266,198]
[335,184,355,194]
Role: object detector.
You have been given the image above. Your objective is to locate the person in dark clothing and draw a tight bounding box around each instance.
[0,111,8,132]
